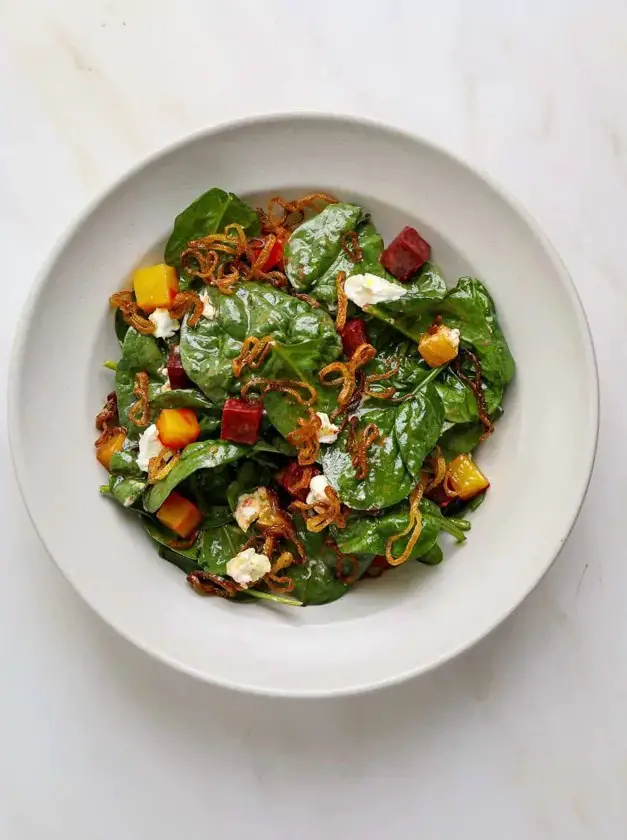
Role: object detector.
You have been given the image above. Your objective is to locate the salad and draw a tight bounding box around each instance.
[95,189,515,607]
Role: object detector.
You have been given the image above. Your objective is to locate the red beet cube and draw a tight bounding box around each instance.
[275,461,321,501]
[380,226,431,282]
[220,398,263,445]
[167,344,192,390]
[340,318,370,358]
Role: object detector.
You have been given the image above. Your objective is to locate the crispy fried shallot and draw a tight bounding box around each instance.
[232,336,274,378]
[325,539,360,585]
[286,409,322,466]
[291,292,321,308]
[187,572,239,599]
[96,391,118,431]
[167,530,200,550]
[260,193,338,233]
[320,342,377,420]
[291,485,348,533]
[385,480,427,566]
[241,377,317,407]
[109,290,155,335]
[346,420,381,480]
[128,372,150,427]
[335,270,348,332]
[168,291,203,327]
[424,446,447,493]
[147,449,180,484]
[94,424,125,450]
[363,364,399,401]
[452,349,494,441]
[340,230,363,264]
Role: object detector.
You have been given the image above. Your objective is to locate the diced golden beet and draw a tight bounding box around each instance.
[156,492,203,538]
[446,454,490,500]
[133,264,179,313]
[156,408,201,450]
[418,325,460,367]
[96,429,126,471]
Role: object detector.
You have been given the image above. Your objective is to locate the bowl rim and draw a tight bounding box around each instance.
[8,112,600,697]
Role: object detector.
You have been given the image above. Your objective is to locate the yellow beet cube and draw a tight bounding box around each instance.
[133,264,179,313]
[418,325,460,367]
[96,429,126,471]
[446,454,490,500]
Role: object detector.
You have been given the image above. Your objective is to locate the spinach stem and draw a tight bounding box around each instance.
[99,485,111,495]
[247,589,303,607]
[439,517,470,543]
[103,360,118,371]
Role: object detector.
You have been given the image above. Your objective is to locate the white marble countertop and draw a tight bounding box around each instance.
[2,1,626,837]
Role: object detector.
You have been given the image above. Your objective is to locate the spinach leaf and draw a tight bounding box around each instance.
[198,525,247,575]
[186,466,232,509]
[202,506,234,527]
[394,384,444,479]
[309,221,385,309]
[179,283,341,404]
[435,369,503,424]
[115,308,129,346]
[144,518,200,561]
[158,546,201,576]
[115,328,165,440]
[285,518,349,605]
[284,203,364,292]
[419,542,443,565]
[144,440,249,513]
[109,449,142,478]
[107,475,146,508]
[227,460,268,512]
[164,188,260,268]
[150,389,217,411]
[440,277,515,387]
[438,422,484,458]
[366,263,447,341]
[322,406,414,509]
[333,501,440,561]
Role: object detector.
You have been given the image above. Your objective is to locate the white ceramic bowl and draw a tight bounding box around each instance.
[9,115,598,696]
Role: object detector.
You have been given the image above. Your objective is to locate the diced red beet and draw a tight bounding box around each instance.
[275,461,321,501]
[220,398,263,445]
[340,318,370,358]
[167,344,193,390]
[380,226,431,282]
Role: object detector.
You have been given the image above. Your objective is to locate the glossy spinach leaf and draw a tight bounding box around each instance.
[309,221,385,309]
[438,421,484,458]
[394,384,444,480]
[202,506,234,527]
[440,277,515,387]
[158,545,201,576]
[144,440,249,513]
[164,187,260,268]
[115,328,165,440]
[284,203,364,292]
[366,263,447,341]
[435,369,503,424]
[186,466,232,510]
[333,502,440,561]
[226,460,270,512]
[144,518,200,561]
[115,308,129,346]
[198,525,247,575]
[150,389,218,411]
[285,518,349,605]
[322,405,414,509]
[109,449,142,478]
[179,283,341,404]
[107,475,146,508]
[419,542,443,565]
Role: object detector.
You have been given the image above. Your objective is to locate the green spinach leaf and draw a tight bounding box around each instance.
[366,262,447,341]
[179,283,341,404]
[198,525,247,575]
[144,518,200,561]
[107,475,146,508]
[284,203,364,292]
[419,542,443,565]
[322,405,414,509]
[144,440,249,513]
[285,518,349,605]
[115,328,165,440]
[394,384,444,480]
[440,277,515,387]
[435,368,503,424]
[158,545,201,576]
[165,188,260,268]
[109,449,142,478]
[150,389,218,411]
[438,421,484,458]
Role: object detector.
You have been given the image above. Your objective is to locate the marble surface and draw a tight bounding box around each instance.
[1,1,626,837]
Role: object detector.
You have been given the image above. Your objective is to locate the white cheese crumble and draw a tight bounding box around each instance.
[344,273,408,308]
[442,326,461,349]
[306,474,331,505]
[226,547,271,588]
[137,424,164,472]
[316,412,339,444]
[234,487,272,532]
[199,289,216,320]
[160,375,172,393]
[148,308,180,338]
